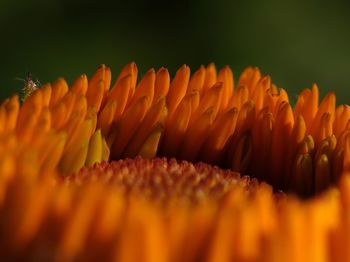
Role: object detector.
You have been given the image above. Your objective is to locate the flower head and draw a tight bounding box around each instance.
[0,63,349,261]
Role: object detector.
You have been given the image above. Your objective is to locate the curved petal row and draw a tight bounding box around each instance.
[1,63,349,195]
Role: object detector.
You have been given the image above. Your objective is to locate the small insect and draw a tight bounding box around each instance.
[15,73,41,101]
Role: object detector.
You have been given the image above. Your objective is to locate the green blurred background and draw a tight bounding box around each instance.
[1,0,350,104]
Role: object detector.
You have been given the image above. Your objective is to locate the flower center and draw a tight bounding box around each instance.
[64,157,272,206]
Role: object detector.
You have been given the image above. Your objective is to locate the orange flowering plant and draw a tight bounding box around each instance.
[0,63,349,261]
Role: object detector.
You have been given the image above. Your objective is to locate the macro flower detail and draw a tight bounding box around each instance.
[0,62,350,261]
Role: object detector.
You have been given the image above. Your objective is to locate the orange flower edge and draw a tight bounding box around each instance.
[0,63,350,261]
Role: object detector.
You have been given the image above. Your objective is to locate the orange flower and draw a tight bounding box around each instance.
[0,63,349,261]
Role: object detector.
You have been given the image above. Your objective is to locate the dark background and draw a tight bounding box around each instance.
[1,0,350,104]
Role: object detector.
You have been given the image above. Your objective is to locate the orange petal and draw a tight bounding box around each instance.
[123,97,165,158]
[231,85,249,110]
[71,74,88,96]
[217,65,234,110]
[237,66,261,95]
[201,108,238,163]
[187,65,205,94]
[311,92,335,137]
[202,63,217,93]
[4,95,19,132]
[41,83,52,107]
[284,115,306,186]
[270,102,294,188]
[301,84,319,132]
[154,67,170,103]
[116,62,138,91]
[190,82,223,124]
[179,107,215,161]
[130,68,155,107]
[161,96,192,157]
[111,96,149,159]
[97,100,117,136]
[86,80,105,112]
[88,64,112,91]
[230,132,253,174]
[313,113,333,145]
[166,65,190,118]
[40,132,67,174]
[109,75,132,122]
[50,78,69,108]
[334,105,350,138]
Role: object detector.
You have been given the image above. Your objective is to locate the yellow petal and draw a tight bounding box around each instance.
[138,125,163,159]
[85,129,103,167]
